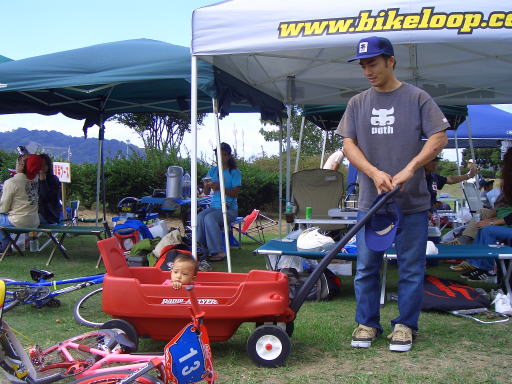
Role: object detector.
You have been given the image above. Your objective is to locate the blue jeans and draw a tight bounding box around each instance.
[471,226,512,271]
[0,214,13,242]
[355,210,428,333]
[197,207,237,255]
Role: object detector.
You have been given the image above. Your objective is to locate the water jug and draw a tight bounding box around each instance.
[165,166,183,198]
[182,173,191,198]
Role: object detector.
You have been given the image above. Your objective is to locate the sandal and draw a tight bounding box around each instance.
[208,253,226,262]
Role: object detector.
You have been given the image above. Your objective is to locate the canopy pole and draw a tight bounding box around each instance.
[294,116,305,173]
[99,120,106,221]
[285,104,293,234]
[95,121,103,225]
[190,56,198,259]
[212,98,232,273]
[466,115,479,189]
[278,123,283,238]
[320,130,328,168]
[454,130,461,175]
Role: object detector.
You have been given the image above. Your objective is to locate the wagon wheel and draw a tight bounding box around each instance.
[101,319,139,353]
[246,325,291,368]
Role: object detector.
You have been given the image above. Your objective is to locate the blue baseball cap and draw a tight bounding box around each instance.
[348,36,395,62]
[364,194,402,252]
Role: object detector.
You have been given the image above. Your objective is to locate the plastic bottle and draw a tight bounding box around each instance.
[181,172,191,198]
[29,232,39,252]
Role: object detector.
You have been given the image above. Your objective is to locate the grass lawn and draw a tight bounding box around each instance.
[1,228,511,384]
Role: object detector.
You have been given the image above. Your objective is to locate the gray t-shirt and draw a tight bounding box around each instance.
[336,82,449,214]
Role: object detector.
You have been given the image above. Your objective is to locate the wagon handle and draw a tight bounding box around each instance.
[186,285,205,320]
[289,185,401,314]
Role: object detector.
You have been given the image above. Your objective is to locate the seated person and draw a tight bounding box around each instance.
[197,143,241,262]
[451,148,512,280]
[481,179,501,208]
[171,254,198,290]
[0,155,44,247]
[38,154,62,224]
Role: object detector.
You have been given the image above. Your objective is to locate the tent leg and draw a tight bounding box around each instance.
[212,98,232,273]
[191,56,198,260]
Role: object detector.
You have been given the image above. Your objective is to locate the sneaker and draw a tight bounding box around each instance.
[388,324,414,352]
[351,324,378,348]
[450,261,476,272]
[198,260,213,272]
[492,291,512,315]
[461,268,497,283]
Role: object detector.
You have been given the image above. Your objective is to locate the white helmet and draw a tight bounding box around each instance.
[297,227,335,252]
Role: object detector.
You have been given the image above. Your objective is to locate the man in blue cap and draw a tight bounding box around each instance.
[336,36,449,352]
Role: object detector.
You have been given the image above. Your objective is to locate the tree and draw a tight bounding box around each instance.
[260,107,343,157]
[113,112,205,153]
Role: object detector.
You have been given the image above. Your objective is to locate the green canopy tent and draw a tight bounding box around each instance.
[0,39,283,234]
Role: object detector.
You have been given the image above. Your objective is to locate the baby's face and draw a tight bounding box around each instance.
[171,260,196,285]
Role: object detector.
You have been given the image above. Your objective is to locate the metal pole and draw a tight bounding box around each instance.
[294,116,305,173]
[278,124,283,238]
[190,56,198,259]
[212,99,232,273]
[320,130,327,168]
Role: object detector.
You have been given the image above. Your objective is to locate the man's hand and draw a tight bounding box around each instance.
[371,170,393,194]
[467,163,478,178]
[392,167,415,191]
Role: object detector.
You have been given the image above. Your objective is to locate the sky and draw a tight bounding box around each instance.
[0,1,510,164]
[0,0,278,161]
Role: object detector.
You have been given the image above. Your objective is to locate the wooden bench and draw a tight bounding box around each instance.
[0,224,107,266]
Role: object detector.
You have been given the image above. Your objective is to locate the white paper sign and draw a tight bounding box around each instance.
[53,162,71,183]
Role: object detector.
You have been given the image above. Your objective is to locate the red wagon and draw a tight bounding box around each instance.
[97,237,295,367]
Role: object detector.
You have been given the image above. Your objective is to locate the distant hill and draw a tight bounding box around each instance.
[0,128,143,164]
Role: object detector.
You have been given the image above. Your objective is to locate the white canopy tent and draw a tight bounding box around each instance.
[190,0,512,256]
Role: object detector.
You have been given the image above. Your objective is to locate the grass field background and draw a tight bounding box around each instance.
[1,191,511,383]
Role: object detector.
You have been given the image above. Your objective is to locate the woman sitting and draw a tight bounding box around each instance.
[38,154,62,224]
[197,143,241,262]
[0,155,43,247]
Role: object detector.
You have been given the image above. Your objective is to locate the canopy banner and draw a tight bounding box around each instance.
[192,1,512,106]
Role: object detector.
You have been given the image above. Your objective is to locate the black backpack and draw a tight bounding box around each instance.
[280,267,341,302]
[421,275,490,312]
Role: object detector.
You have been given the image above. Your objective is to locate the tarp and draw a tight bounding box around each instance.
[0,38,283,132]
[446,105,512,147]
[192,0,512,106]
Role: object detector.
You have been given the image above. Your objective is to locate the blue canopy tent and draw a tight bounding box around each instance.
[0,39,283,234]
[446,104,512,148]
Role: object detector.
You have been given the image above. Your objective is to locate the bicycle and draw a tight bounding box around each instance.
[1,268,104,313]
[1,280,215,384]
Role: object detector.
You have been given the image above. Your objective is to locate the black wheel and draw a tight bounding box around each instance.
[246,325,291,368]
[101,319,139,352]
[36,330,119,378]
[73,288,110,327]
[69,369,163,383]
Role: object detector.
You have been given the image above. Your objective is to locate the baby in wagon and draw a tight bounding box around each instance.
[171,254,198,290]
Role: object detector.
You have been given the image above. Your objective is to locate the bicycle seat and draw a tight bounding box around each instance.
[30,269,54,282]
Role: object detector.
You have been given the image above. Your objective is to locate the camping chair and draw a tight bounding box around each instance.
[291,169,345,232]
[231,209,277,245]
[461,181,484,214]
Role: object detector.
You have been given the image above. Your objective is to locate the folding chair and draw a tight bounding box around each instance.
[461,181,484,214]
[232,209,277,245]
[291,169,345,232]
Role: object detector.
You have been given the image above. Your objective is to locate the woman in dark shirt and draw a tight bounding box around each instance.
[38,154,62,224]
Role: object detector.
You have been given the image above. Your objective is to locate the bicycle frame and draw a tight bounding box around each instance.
[3,273,104,311]
[1,281,215,384]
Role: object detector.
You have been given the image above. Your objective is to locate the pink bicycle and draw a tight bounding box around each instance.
[0,281,215,384]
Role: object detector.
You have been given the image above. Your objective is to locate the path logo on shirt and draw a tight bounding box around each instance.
[370,107,394,135]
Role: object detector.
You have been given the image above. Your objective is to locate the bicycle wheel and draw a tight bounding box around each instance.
[36,330,119,378]
[73,288,110,328]
[71,370,163,384]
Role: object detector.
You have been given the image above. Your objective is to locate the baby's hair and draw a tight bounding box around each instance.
[173,253,199,274]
